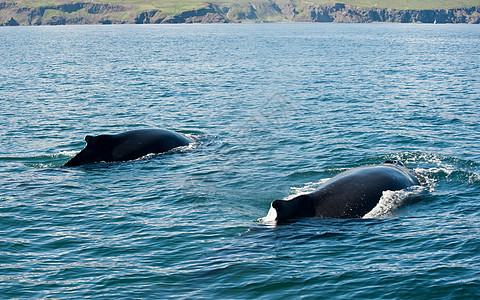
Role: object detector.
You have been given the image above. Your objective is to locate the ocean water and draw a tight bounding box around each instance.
[0,23,479,298]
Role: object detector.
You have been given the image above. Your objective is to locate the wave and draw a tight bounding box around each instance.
[368,152,479,186]
[0,153,71,168]
[361,152,479,216]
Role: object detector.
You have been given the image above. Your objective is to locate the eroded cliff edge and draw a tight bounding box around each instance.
[1,1,479,26]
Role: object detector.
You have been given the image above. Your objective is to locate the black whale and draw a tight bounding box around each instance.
[63,129,191,167]
[271,161,420,220]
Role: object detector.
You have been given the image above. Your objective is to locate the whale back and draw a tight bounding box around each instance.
[63,129,191,167]
[272,163,420,220]
[110,129,190,161]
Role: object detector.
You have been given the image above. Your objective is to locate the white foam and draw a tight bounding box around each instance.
[286,178,330,200]
[177,137,199,152]
[58,150,78,157]
[413,166,451,193]
[363,185,424,219]
[259,204,278,223]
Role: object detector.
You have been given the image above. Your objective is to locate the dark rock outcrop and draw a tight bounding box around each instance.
[162,4,227,23]
[4,17,19,26]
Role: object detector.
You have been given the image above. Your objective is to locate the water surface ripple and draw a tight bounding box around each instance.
[0,24,479,298]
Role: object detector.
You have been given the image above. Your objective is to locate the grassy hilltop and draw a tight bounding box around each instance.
[9,0,480,13]
[2,0,480,25]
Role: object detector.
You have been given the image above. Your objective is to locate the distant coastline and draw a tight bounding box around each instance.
[1,1,479,26]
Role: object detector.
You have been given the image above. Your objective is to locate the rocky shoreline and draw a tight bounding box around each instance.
[1,2,479,26]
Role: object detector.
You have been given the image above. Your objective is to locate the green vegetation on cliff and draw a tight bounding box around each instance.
[2,0,480,25]
[10,0,480,13]
[304,0,480,10]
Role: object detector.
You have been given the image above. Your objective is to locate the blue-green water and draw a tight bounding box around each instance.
[1,23,479,298]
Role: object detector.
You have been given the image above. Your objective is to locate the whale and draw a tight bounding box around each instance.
[63,129,191,167]
[270,161,420,221]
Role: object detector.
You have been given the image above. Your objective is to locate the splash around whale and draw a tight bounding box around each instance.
[266,161,420,222]
[63,129,192,167]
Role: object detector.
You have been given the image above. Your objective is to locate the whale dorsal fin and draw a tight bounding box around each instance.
[85,135,94,144]
[85,135,108,145]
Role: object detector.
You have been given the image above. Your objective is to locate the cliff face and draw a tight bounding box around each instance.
[0,2,135,25]
[0,2,228,25]
[1,1,479,26]
[295,3,480,23]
